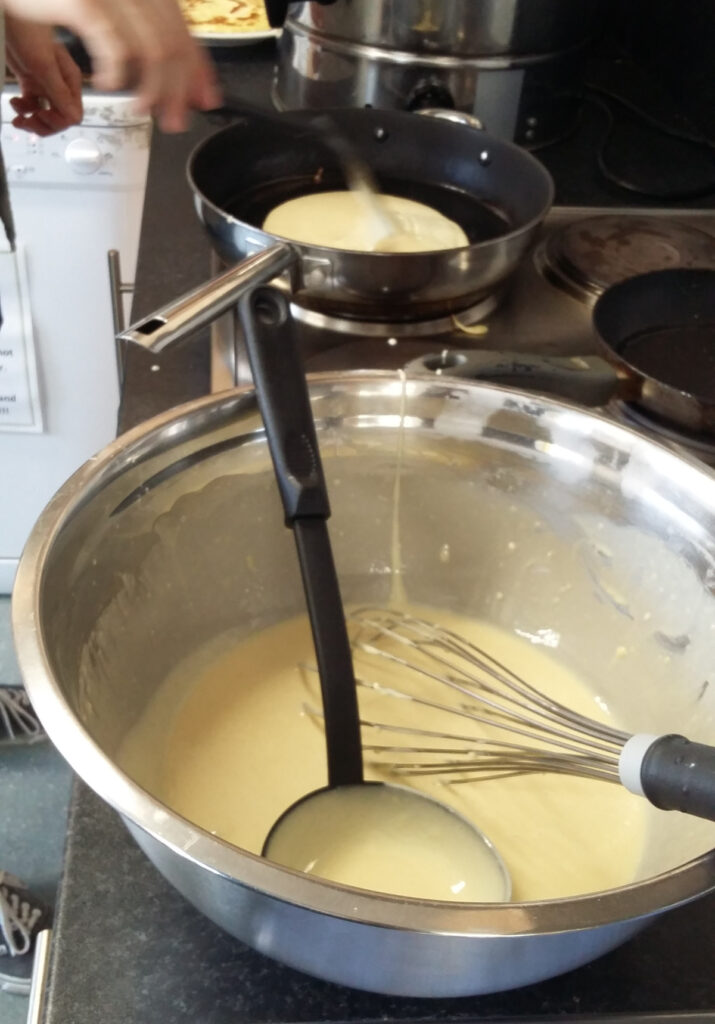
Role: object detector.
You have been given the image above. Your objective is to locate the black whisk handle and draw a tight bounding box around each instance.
[638,734,715,821]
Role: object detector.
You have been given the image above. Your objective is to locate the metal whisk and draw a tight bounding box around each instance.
[337,606,715,822]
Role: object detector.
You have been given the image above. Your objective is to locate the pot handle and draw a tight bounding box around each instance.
[415,109,485,131]
[405,350,619,407]
[117,242,296,354]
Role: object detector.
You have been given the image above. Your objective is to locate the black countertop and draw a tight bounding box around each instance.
[45,782,715,1024]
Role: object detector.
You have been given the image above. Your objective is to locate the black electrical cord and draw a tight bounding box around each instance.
[584,83,715,200]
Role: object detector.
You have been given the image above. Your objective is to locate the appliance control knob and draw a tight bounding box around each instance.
[406,80,456,113]
[64,137,104,174]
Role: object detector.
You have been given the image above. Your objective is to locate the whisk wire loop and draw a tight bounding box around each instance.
[342,606,630,784]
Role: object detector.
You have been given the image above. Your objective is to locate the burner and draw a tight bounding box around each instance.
[609,399,715,467]
[213,292,500,388]
[536,215,715,302]
[288,293,499,339]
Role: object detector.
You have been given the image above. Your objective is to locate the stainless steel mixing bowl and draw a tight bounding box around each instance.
[13,375,715,997]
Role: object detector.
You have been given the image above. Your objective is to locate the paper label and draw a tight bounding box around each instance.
[0,244,43,433]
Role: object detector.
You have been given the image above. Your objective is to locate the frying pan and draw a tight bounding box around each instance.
[406,268,715,436]
[185,106,554,321]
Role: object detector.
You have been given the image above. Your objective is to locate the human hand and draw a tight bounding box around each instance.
[5,15,83,135]
[1,0,222,133]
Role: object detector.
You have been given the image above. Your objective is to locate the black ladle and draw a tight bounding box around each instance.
[241,286,511,900]
[241,285,363,792]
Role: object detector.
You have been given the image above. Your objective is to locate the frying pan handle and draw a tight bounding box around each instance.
[117,243,296,354]
[405,351,619,406]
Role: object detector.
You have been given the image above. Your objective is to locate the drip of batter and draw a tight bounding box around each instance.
[262,191,468,253]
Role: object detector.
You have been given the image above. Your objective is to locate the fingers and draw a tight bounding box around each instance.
[10,91,75,135]
[5,18,84,135]
[55,43,84,118]
[11,110,61,136]
[133,45,221,133]
[3,0,222,134]
[184,47,222,114]
[9,70,82,134]
[78,2,148,93]
[19,45,83,133]
[127,0,222,132]
[75,0,222,133]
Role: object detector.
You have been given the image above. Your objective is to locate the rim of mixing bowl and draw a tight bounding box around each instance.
[13,372,715,936]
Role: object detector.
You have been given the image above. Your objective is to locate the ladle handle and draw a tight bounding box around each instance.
[239,286,363,789]
[240,287,330,522]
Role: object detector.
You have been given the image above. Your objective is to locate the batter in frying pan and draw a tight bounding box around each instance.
[263,190,469,252]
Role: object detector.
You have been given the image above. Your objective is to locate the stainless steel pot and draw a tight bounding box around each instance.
[187,106,553,320]
[272,1,606,146]
[280,0,605,56]
[13,374,715,997]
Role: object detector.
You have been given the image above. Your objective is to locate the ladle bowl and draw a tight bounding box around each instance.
[263,782,511,903]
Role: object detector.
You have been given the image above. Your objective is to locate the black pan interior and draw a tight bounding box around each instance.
[593,268,715,402]
[189,108,552,245]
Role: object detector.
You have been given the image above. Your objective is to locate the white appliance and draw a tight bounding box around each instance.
[0,90,151,592]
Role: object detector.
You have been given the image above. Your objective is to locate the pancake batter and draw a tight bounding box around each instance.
[119,605,648,902]
[262,191,469,252]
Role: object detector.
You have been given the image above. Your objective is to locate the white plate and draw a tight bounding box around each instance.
[192,26,280,45]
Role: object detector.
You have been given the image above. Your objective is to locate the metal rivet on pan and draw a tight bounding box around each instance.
[374,127,389,141]
[525,129,536,141]
[479,150,491,166]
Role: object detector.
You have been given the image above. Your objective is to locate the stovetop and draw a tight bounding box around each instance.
[43,204,715,1022]
[212,205,715,378]
[211,204,715,464]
